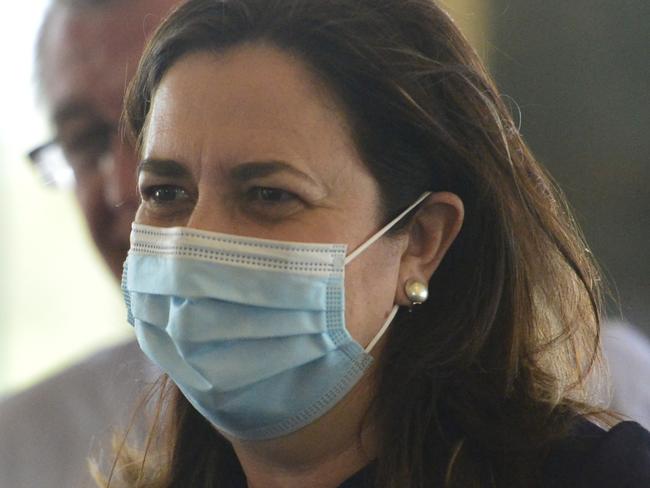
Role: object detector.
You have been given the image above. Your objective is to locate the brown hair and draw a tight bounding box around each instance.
[106,0,605,486]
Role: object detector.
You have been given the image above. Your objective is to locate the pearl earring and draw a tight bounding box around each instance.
[405,279,428,305]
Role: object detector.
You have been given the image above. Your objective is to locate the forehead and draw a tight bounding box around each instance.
[144,45,355,171]
[41,0,177,123]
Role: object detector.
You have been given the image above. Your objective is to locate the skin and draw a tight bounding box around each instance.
[138,44,464,488]
[39,0,180,280]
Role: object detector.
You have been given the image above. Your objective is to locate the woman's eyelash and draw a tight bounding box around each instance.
[141,185,191,203]
[248,187,298,203]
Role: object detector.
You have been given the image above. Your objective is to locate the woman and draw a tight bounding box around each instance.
[108,0,650,486]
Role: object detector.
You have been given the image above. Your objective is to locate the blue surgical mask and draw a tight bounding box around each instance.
[122,193,429,440]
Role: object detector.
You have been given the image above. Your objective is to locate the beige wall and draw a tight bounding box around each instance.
[440,0,488,57]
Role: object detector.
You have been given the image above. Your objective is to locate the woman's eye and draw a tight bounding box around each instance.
[142,185,190,204]
[250,187,296,203]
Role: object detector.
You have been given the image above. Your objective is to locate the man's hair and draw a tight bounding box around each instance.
[35,0,130,91]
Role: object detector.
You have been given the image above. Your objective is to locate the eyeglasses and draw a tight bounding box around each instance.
[27,141,75,188]
[27,121,118,189]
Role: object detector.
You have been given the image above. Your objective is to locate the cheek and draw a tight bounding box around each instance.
[343,242,402,348]
[133,205,148,224]
[75,176,107,226]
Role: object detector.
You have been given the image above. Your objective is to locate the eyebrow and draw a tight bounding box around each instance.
[137,158,322,189]
[53,100,97,126]
[229,160,318,186]
[137,158,193,178]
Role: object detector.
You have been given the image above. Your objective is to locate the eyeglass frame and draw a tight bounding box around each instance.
[27,121,121,189]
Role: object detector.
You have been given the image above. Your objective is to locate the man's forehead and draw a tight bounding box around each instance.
[41,0,179,123]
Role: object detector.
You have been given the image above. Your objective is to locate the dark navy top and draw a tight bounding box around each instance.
[234,420,650,487]
[541,420,650,487]
[339,420,650,487]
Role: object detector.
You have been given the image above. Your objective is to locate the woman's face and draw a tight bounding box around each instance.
[136,44,406,350]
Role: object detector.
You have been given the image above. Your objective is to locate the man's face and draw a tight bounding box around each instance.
[39,0,179,280]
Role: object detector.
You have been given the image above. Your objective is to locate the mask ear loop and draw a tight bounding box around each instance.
[344,191,432,265]
[364,305,399,353]
[342,192,431,353]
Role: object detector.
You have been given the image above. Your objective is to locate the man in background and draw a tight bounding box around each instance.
[0,1,179,486]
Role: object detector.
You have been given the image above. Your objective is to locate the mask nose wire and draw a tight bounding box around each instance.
[344,191,432,265]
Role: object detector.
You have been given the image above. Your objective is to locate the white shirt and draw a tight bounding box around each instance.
[0,339,158,488]
[602,321,650,430]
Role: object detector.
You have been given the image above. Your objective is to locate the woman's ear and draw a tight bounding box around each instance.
[394,192,464,306]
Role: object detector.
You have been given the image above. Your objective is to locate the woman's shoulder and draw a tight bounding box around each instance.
[543,418,650,487]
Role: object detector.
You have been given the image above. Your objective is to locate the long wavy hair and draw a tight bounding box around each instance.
[99,0,606,486]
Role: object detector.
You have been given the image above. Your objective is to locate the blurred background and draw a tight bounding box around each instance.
[0,2,129,396]
[489,0,650,332]
[0,0,647,397]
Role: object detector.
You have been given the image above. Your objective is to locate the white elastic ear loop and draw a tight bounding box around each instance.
[365,305,399,353]
[344,191,432,265]
[346,192,430,352]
